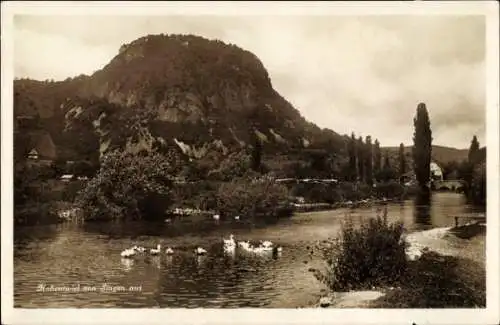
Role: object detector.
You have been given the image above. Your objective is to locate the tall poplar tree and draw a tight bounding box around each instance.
[373,139,382,180]
[349,132,357,181]
[399,143,406,176]
[251,132,262,172]
[356,136,365,182]
[468,135,480,165]
[365,136,373,185]
[412,103,433,188]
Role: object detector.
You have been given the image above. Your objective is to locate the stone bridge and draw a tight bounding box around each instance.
[432,180,468,191]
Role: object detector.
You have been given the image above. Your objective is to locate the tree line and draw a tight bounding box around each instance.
[345,133,405,184]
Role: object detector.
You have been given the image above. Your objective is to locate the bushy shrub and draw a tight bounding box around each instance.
[322,213,407,291]
[206,151,258,181]
[373,181,405,199]
[171,180,219,211]
[214,176,292,220]
[14,202,60,226]
[76,150,179,221]
[290,183,343,204]
[469,162,486,206]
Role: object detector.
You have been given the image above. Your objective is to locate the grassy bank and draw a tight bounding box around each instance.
[370,251,485,308]
[312,216,486,308]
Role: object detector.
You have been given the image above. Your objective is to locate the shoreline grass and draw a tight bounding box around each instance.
[312,216,486,308]
[370,251,485,308]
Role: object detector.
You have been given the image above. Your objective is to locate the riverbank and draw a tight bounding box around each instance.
[291,197,397,212]
[370,250,485,308]
[14,176,408,226]
[313,222,486,308]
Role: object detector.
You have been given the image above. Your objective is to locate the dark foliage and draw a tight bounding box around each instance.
[468,135,480,165]
[373,139,382,177]
[251,133,263,173]
[398,143,406,179]
[412,103,433,188]
[374,251,485,308]
[356,136,365,182]
[318,213,407,291]
[365,136,373,185]
[214,177,293,220]
[76,150,179,221]
[348,132,357,181]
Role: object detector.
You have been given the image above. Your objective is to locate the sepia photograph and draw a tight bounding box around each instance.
[1,1,499,325]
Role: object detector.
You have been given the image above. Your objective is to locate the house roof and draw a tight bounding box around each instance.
[17,130,57,160]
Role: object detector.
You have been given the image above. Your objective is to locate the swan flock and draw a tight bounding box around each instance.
[120,234,282,258]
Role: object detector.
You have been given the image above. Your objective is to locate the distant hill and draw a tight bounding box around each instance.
[382,145,472,169]
[14,34,348,177]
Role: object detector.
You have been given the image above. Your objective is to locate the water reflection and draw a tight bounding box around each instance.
[14,192,484,308]
[414,189,432,229]
[120,258,135,272]
[165,255,174,265]
[148,256,162,270]
[195,255,208,268]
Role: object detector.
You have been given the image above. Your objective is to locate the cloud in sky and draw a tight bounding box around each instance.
[13,14,486,149]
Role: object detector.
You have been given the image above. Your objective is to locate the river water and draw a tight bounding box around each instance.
[13,192,485,308]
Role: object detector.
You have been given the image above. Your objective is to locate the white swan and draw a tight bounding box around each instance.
[150,244,161,255]
[238,241,253,252]
[261,240,273,248]
[259,245,274,252]
[254,245,274,253]
[134,246,146,253]
[120,248,136,258]
[252,246,266,253]
[223,234,236,248]
[165,247,174,255]
[238,240,250,247]
[195,247,207,255]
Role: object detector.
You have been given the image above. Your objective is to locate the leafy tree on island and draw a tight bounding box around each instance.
[412,103,433,189]
[76,150,181,221]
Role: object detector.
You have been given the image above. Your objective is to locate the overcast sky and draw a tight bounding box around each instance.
[13,14,486,149]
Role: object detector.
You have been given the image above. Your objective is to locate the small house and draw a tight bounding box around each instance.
[27,149,39,160]
[21,131,57,165]
[430,161,444,181]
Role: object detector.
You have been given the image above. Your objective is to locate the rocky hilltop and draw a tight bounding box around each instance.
[14,34,346,176]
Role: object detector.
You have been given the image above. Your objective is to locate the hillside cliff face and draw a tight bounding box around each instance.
[14,34,346,173]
